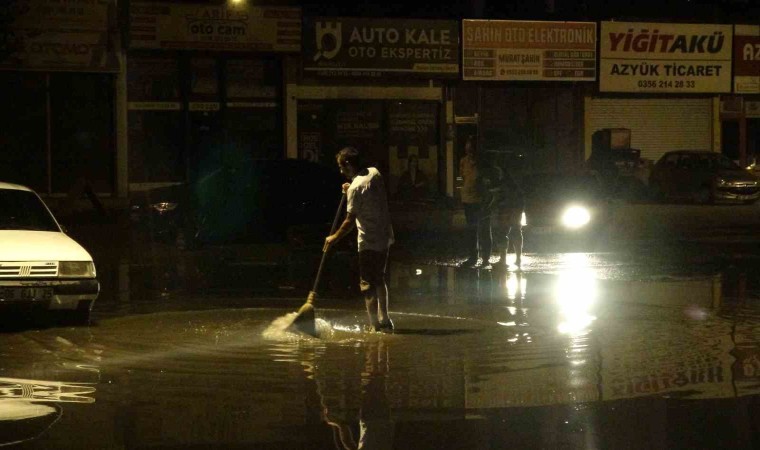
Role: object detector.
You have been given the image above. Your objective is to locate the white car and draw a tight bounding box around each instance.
[0,182,99,323]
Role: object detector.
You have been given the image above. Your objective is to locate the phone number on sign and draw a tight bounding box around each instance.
[638,80,696,89]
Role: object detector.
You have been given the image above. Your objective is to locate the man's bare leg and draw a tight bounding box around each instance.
[501,234,511,267]
[365,296,379,329]
[377,282,389,323]
[513,228,523,266]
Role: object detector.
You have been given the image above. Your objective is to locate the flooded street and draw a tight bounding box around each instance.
[3,240,760,448]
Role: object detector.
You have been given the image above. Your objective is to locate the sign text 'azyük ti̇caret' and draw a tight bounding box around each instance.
[600,22,732,93]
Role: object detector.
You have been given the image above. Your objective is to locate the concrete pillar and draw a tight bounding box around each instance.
[583,95,593,160]
[115,50,129,198]
[739,102,748,167]
[284,55,298,159]
[712,96,721,153]
[446,91,455,197]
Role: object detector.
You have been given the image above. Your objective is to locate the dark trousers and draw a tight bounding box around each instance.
[464,203,492,262]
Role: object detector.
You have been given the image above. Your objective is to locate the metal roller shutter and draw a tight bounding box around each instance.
[588,98,713,162]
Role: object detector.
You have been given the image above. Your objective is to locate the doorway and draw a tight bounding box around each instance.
[721,120,740,163]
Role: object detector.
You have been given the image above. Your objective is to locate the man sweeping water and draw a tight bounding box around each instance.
[323,146,395,332]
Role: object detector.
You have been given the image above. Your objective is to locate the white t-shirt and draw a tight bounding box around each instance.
[347,167,395,252]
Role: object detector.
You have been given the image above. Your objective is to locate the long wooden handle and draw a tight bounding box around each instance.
[311,193,346,295]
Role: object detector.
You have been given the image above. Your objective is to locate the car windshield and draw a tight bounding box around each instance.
[711,154,742,170]
[0,189,60,231]
[679,153,742,171]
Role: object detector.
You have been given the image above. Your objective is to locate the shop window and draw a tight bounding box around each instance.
[296,100,441,200]
[387,101,439,200]
[454,85,479,117]
[127,55,285,185]
[189,57,223,179]
[0,73,47,191]
[297,100,384,167]
[50,73,115,193]
[748,119,759,166]
[223,58,282,161]
[128,110,185,183]
[127,55,183,184]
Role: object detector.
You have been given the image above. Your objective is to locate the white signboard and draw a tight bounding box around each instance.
[600,22,733,93]
[129,2,300,52]
[0,0,119,72]
[734,25,760,94]
[462,20,596,81]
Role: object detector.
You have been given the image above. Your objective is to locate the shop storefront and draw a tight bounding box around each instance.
[453,83,587,174]
[460,20,597,177]
[587,21,732,164]
[296,98,441,200]
[586,96,715,163]
[126,1,300,190]
[0,0,120,195]
[298,17,458,201]
[721,25,760,168]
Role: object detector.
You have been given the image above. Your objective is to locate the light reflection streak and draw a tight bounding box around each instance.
[555,253,598,336]
[505,272,527,301]
[0,377,96,404]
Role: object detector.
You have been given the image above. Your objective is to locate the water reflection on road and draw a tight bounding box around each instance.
[2,251,760,448]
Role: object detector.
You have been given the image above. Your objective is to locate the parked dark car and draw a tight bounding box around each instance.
[500,172,613,251]
[130,159,345,246]
[648,151,760,204]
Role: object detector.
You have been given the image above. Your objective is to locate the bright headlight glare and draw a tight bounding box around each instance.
[59,261,96,278]
[150,202,178,213]
[561,206,591,229]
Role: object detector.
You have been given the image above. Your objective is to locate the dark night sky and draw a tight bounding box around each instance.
[295,0,758,22]
[160,1,759,22]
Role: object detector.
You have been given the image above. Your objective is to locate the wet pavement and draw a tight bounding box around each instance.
[3,226,760,448]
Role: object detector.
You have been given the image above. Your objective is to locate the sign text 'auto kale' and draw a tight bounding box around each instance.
[303,17,459,78]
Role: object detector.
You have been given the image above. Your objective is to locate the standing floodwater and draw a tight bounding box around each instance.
[2,251,760,448]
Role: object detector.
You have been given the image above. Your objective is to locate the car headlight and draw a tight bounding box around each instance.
[59,261,96,278]
[149,202,178,213]
[561,206,591,229]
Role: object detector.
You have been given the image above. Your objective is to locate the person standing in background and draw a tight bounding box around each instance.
[495,162,524,268]
[459,135,492,269]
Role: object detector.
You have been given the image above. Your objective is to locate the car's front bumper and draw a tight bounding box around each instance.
[0,279,99,311]
[714,185,760,203]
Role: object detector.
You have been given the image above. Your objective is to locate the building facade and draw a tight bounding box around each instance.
[4,2,756,205]
[0,0,122,196]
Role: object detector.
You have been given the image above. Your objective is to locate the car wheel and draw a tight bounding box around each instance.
[695,186,712,205]
[62,300,94,326]
[73,310,91,325]
[58,309,91,326]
